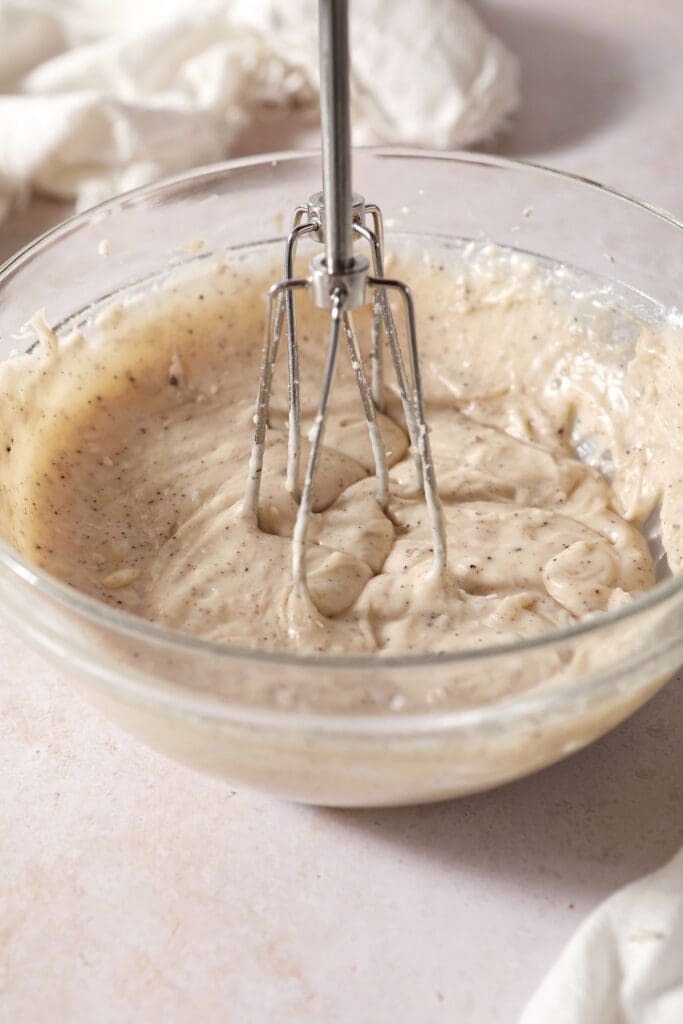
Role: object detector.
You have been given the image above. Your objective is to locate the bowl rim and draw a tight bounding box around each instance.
[1,147,682,680]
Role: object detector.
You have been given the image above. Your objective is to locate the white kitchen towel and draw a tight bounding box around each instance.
[0,0,518,220]
[521,845,683,1024]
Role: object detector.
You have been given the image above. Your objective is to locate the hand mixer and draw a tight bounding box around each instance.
[243,0,447,610]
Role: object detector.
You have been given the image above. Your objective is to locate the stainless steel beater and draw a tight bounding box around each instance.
[243,0,447,607]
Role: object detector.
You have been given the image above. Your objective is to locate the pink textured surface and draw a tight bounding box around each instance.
[2,2,683,1021]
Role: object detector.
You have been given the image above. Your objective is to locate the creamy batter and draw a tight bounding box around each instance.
[0,241,679,657]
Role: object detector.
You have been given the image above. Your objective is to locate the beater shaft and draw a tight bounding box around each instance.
[319,0,354,272]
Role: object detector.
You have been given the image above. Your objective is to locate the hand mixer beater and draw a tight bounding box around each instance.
[244,0,447,614]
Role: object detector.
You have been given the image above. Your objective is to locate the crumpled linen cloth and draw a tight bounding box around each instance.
[0,0,518,220]
[521,845,683,1024]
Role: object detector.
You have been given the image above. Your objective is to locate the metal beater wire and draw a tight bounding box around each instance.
[292,288,346,597]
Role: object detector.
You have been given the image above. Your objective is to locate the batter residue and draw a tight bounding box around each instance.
[0,241,679,655]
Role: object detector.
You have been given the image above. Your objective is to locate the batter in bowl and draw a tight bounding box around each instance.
[0,241,678,657]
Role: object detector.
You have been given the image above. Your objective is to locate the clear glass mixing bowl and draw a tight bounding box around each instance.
[1,150,682,806]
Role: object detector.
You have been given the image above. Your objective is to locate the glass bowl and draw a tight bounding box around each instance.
[1,150,682,807]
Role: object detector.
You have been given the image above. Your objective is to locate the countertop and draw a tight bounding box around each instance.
[2,2,683,1021]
